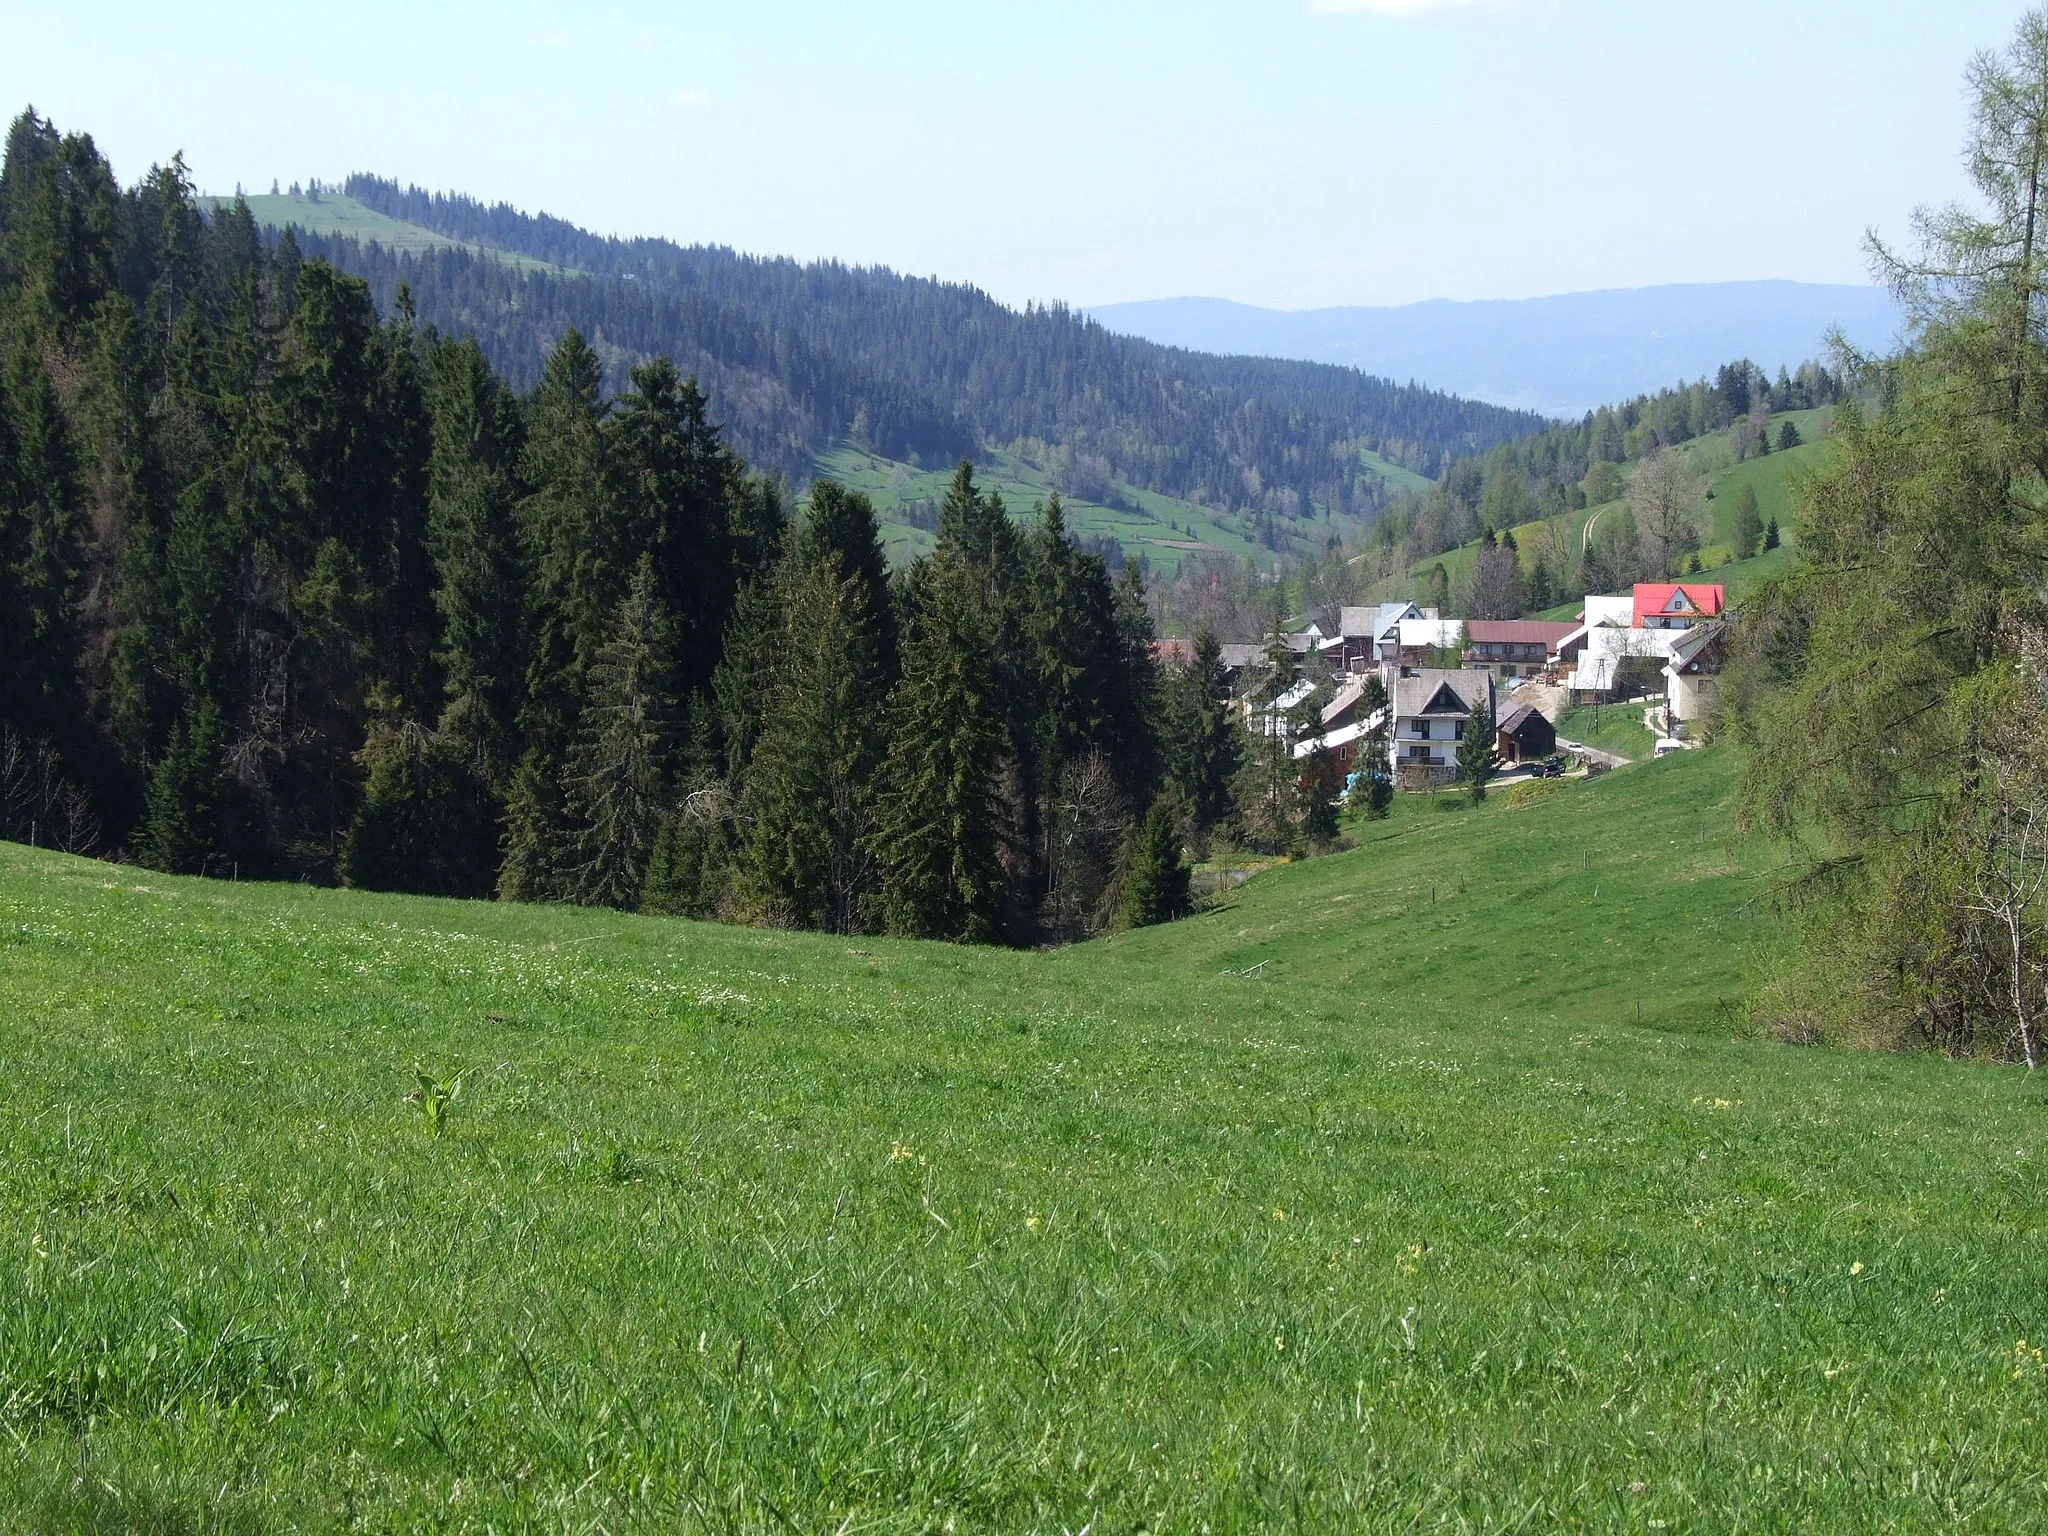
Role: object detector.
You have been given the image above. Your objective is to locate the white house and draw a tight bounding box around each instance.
[1663,619,1725,735]
[1389,668,1495,786]
[1566,594,1681,704]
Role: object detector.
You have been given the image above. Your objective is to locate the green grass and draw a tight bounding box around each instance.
[212,192,571,274]
[814,444,1273,571]
[1556,701,1659,761]
[817,443,1433,573]
[7,749,2048,1528]
[1360,446,1434,497]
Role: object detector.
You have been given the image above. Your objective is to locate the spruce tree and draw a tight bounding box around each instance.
[740,539,892,933]
[1165,626,1239,837]
[1458,698,1500,804]
[501,329,613,897]
[564,556,680,910]
[1763,515,1781,551]
[340,719,496,898]
[425,334,525,784]
[1299,745,1342,848]
[1122,797,1191,928]
[0,338,85,750]
[1349,728,1394,820]
[1730,483,1765,559]
[643,711,736,919]
[870,557,1007,943]
[607,357,742,699]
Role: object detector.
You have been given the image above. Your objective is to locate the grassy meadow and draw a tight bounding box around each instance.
[813,444,1422,573]
[812,445,1268,571]
[6,749,2048,1529]
[215,192,570,275]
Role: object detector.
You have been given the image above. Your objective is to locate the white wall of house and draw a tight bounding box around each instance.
[1666,666,1718,724]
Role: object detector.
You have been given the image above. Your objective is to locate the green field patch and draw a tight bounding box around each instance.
[814,443,1268,570]
[214,192,572,275]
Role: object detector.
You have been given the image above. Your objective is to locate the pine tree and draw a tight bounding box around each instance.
[1122,797,1191,928]
[1299,745,1342,848]
[1458,697,1499,804]
[870,557,1008,943]
[1730,483,1765,559]
[1348,728,1394,820]
[1777,419,1803,451]
[1763,515,1781,551]
[564,556,680,909]
[425,334,526,784]
[739,545,892,932]
[1166,627,1241,838]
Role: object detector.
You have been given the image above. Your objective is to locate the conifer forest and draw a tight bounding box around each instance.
[0,112,1265,944]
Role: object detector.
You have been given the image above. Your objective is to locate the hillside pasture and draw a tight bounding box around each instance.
[5,751,2048,1529]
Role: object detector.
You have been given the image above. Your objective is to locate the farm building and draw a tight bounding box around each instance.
[1495,701,1557,763]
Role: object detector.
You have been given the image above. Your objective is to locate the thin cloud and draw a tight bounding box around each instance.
[672,90,712,111]
[1309,0,1510,15]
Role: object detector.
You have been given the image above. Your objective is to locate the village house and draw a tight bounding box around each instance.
[1462,619,1579,680]
[1392,615,1464,668]
[1662,618,1725,736]
[1564,587,1718,705]
[1634,582,1724,631]
[1390,668,1495,786]
[1324,602,1426,675]
[1291,676,1389,772]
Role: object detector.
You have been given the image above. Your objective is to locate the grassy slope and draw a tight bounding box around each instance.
[6,750,2048,1529]
[218,192,570,274]
[1556,701,1659,760]
[820,444,1427,573]
[1381,408,1830,609]
[814,444,1269,570]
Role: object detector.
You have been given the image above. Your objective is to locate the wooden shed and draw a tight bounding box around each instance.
[1495,700,1556,764]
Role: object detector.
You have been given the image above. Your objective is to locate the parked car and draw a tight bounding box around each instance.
[1529,755,1567,778]
[1653,738,1687,758]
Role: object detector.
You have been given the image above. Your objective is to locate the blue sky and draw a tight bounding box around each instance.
[2,1,2028,309]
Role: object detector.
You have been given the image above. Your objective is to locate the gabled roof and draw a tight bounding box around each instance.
[1585,594,1635,629]
[1337,605,1380,639]
[1293,718,1376,759]
[1372,601,1423,642]
[1632,583,1725,626]
[1218,643,1263,671]
[1322,679,1367,726]
[1392,668,1492,720]
[1666,618,1727,675]
[1496,701,1539,734]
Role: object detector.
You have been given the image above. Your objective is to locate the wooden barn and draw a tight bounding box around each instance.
[1495,700,1556,764]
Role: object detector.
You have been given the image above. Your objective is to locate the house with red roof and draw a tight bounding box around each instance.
[1632,583,1724,631]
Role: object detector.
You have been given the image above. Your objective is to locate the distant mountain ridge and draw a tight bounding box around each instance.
[1086,282,1903,420]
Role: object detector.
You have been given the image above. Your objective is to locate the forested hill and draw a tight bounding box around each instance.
[285,229,977,485]
[325,175,1545,526]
